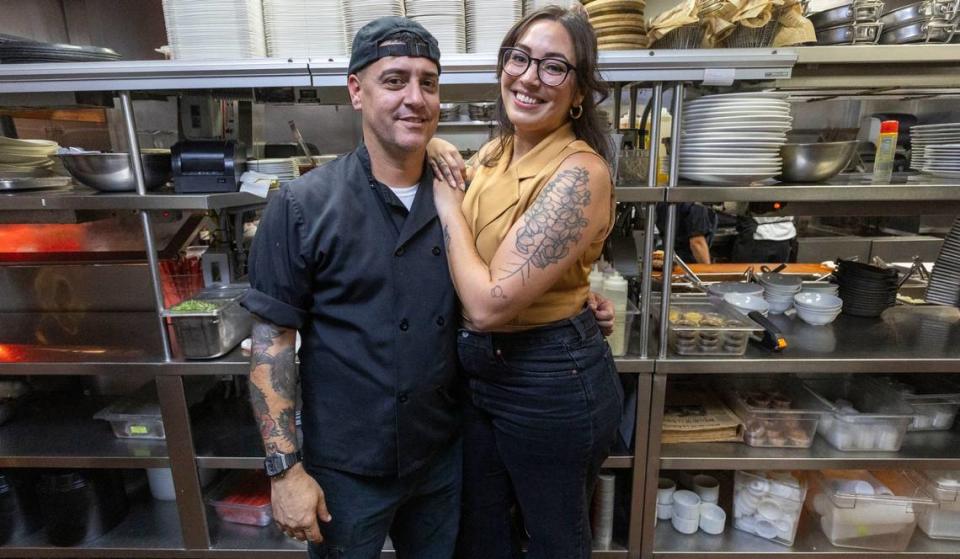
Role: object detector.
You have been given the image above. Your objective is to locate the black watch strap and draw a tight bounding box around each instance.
[264,450,302,478]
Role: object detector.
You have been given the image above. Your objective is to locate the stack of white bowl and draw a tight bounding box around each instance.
[678,92,792,186]
[0,137,58,175]
[793,292,843,326]
[801,281,840,297]
[263,0,345,57]
[405,0,466,54]
[723,292,770,317]
[161,0,267,60]
[758,272,802,314]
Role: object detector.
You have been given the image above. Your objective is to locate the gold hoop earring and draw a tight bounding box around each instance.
[569,105,583,120]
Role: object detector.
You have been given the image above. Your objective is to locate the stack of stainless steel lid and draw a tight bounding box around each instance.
[878,0,958,43]
[807,0,885,44]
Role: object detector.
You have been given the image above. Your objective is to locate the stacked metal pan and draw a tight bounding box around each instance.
[878,0,959,43]
[808,0,885,45]
[835,259,899,318]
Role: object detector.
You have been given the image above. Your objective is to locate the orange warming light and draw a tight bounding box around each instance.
[0,224,85,253]
[0,344,24,362]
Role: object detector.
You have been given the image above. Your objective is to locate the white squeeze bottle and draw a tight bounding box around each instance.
[602,271,629,357]
[589,264,606,293]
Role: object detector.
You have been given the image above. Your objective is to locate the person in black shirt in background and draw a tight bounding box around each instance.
[656,202,718,264]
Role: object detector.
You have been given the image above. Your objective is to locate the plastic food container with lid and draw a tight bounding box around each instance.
[733,470,807,546]
[717,376,822,448]
[207,470,272,526]
[909,469,960,540]
[809,470,935,552]
[94,396,165,440]
[801,375,915,451]
[870,374,960,431]
[162,284,252,359]
[662,299,764,356]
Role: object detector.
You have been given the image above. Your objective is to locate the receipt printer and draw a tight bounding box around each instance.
[172,140,246,194]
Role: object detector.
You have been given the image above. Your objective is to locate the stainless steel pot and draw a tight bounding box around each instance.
[879,19,958,42]
[880,0,960,29]
[815,21,884,43]
[810,0,884,28]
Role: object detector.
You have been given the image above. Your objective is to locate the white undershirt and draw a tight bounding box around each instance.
[388,184,419,211]
[754,216,796,241]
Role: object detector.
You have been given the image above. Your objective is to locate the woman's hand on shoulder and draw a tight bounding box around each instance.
[427,137,468,191]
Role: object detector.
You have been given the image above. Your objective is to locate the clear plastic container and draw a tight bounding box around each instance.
[162,284,252,359]
[910,470,960,540]
[718,376,822,448]
[207,471,272,527]
[809,470,934,551]
[870,375,960,431]
[663,300,763,356]
[94,397,164,440]
[733,470,807,546]
[801,376,915,451]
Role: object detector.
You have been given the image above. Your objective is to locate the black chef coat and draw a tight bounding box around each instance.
[241,145,461,477]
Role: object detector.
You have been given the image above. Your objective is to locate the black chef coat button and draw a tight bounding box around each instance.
[432,246,441,256]
[436,316,445,326]
[399,319,409,331]
[395,247,405,257]
[398,392,409,403]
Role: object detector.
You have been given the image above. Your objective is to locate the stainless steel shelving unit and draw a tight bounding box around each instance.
[2,46,960,559]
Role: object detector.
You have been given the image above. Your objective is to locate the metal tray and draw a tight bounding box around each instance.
[811,0,885,28]
[816,21,884,43]
[0,176,72,191]
[879,19,957,42]
[162,284,252,359]
[659,298,765,356]
[880,0,959,30]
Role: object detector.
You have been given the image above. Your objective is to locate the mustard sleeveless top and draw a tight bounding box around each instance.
[461,123,615,331]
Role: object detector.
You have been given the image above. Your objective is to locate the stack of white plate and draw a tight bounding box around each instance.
[678,92,792,186]
[926,216,960,307]
[248,158,300,183]
[910,123,960,171]
[466,0,522,53]
[922,144,960,179]
[0,136,58,175]
[344,0,405,53]
[161,0,266,60]
[406,0,466,54]
[524,0,578,13]
[263,0,345,57]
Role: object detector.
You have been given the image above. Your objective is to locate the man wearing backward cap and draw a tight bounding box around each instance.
[241,16,614,559]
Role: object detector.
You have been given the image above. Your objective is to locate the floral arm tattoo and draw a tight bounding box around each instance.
[249,317,299,454]
[498,167,591,284]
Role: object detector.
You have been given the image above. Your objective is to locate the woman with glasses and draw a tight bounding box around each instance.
[428,7,622,559]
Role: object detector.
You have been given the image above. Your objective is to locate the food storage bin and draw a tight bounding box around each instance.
[870,375,960,431]
[162,284,252,359]
[0,472,43,545]
[801,375,915,451]
[809,470,934,551]
[717,376,822,448]
[94,396,165,440]
[36,469,129,546]
[661,299,764,356]
[909,470,960,540]
[733,470,806,546]
[207,470,272,527]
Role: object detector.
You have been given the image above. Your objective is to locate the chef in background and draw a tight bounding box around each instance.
[731,213,797,264]
[656,202,717,264]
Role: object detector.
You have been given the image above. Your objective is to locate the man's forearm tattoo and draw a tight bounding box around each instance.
[250,319,299,454]
[499,167,591,284]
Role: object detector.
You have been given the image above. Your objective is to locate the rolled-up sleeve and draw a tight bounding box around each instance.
[240,187,312,329]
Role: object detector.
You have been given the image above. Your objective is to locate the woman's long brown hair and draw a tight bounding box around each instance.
[482,6,612,166]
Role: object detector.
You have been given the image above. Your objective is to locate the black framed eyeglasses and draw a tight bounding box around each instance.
[499,47,576,87]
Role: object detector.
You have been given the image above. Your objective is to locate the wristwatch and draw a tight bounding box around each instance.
[264,450,302,478]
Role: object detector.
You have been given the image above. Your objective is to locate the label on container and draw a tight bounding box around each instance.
[129,425,149,435]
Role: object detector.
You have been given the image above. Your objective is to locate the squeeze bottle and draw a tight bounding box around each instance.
[602,272,629,356]
[872,120,898,184]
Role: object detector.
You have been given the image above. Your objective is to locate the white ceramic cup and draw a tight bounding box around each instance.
[672,513,699,535]
[672,490,702,521]
[693,474,720,504]
[699,503,727,535]
[757,498,784,522]
[657,502,674,520]
[658,477,677,505]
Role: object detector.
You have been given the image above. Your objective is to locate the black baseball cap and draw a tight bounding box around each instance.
[348,16,442,75]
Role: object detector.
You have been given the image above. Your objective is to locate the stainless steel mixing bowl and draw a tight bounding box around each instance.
[59,152,172,192]
[777,141,858,183]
